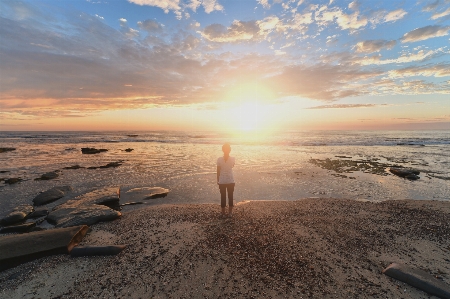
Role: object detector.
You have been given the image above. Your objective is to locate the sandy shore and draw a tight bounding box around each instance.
[1,198,449,298]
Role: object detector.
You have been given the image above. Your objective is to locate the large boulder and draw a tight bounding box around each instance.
[32,186,73,206]
[1,205,34,226]
[0,225,89,271]
[47,187,121,228]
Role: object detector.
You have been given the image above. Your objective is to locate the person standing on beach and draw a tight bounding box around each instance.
[217,143,235,218]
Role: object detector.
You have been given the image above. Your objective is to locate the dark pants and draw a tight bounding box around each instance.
[219,183,235,208]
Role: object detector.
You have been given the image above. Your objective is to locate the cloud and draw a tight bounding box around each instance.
[127,0,222,17]
[384,9,407,22]
[137,19,163,32]
[353,47,448,65]
[315,7,368,31]
[401,25,450,43]
[200,20,261,43]
[422,0,440,12]
[387,63,450,78]
[355,40,396,53]
[431,7,450,19]
[305,103,386,109]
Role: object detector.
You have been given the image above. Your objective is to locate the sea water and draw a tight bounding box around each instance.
[0,130,448,216]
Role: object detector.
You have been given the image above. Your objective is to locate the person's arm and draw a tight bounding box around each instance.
[217,166,221,184]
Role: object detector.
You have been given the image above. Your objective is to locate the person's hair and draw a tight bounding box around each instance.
[222,143,231,151]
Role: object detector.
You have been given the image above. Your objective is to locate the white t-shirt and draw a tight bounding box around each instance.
[217,156,235,184]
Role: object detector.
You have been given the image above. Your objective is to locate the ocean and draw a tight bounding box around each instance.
[0,130,449,217]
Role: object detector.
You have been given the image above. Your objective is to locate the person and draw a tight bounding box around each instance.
[217,143,235,218]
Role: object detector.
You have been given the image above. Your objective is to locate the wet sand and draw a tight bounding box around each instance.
[1,198,449,299]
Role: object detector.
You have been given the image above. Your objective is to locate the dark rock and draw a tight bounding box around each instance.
[390,167,420,179]
[4,178,22,184]
[63,165,84,170]
[28,209,49,218]
[1,205,34,226]
[124,148,134,152]
[383,263,450,299]
[0,223,36,234]
[81,147,108,154]
[0,225,89,271]
[32,185,73,206]
[124,187,170,201]
[70,245,127,257]
[35,171,59,181]
[126,134,138,137]
[120,201,144,206]
[47,187,121,227]
[88,161,123,169]
[0,148,15,153]
[0,171,10,173]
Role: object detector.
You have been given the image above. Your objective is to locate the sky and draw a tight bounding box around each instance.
[0,0,449,132]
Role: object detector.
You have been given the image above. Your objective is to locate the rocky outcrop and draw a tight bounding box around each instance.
[81,148,108,154]
[87,161,123,169]
[124,187,170,201]
[3,178,22,184]
[47,187,121,228]
[389,168,420,180]
[1,205,34,226]
[32,186,73,206]
[0,225,89,271]
[124,148,134,152]
[63,165,85,170]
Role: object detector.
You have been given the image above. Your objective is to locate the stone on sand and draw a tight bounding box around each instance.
[47,187,121,227]
[81,147,108,154]
[0,222,36,234]
[383,263,450,299]
[1,205,34,226]
[35,171,59,181]
[32,186,73,206]
[389,167,420,180]
[0,225,89,271]
[125,187,170,200]
[70,245,127,257]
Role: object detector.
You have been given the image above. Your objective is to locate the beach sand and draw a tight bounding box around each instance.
[1,198,449,298]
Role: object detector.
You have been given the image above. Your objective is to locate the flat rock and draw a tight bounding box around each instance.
[70,245,127,257]
[4,177,22,184]
[1,205,34,226]
[47,187,121,227]
[81,148,108,154]
[63,165,84,170]
[0,225,89,271]
[0,148,15,153]
[390,167,420,179]
[124,187,170,201]
[87,161,123,169]
[0,223,36,234]
[28,209,49,219]
[32,186,73,206]
[35,171,59,181]
[124,148,134,152]
[383,263,450,299]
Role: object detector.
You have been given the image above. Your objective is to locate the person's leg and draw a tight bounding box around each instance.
[227,184,235,217]
[219,184,226,216]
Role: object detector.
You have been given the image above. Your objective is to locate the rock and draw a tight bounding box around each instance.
[0,225,89,271]
[4,177,22,184]
[28,208,49,218]
[0,170,10,173]
[124,187,170,201]
[383,263,450,299]
[124,148,134,152]
[32,185,73,206]
[390,167,420,179]
[81,147,108,154]
[70,245,127,257]
[63,165,84,170]
[126,134,138,137]
[0,148,15,153]
[1,205,34,226]
[120,201,144,206]
[88,161,123,169]
[35,171,59,181]
[47,187,121,227]
[0,223,36,234]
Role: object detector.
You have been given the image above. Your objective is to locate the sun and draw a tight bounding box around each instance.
[238,101,260,132]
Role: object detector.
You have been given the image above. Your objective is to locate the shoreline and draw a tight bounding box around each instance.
[1,198,449,298]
